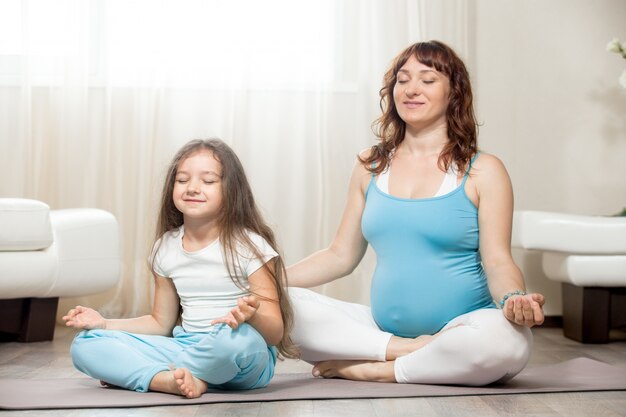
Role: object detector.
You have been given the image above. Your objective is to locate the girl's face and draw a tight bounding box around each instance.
[393,55,450,131]
[173,150,223,222]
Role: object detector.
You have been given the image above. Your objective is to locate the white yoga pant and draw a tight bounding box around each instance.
[289,287,532,386]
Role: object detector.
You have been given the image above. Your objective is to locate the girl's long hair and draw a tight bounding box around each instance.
[360,40,478,175]
[152,138,298,359]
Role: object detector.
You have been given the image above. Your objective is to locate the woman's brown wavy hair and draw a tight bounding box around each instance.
[360,40,478,175]
[151,139,298,359]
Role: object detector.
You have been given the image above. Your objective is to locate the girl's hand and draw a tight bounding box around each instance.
[62,305,106,330]
[211,296,260,329]
[503,293,545,327]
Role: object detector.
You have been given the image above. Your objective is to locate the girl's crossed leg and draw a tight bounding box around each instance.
[70,323,276,397]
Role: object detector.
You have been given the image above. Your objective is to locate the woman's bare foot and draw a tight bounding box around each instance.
[386,334,434,360]
[386,324,464,360]
[149,368,208,399]
[313,360,396,382]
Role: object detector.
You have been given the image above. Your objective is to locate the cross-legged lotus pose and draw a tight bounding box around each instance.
[287,40,545,386]
[64,139,297,398]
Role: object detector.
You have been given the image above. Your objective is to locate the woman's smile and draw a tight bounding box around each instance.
[402,100,425,109]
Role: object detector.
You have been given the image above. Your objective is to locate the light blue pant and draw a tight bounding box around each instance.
[70,323,276,392]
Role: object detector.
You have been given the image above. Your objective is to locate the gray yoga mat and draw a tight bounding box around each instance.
[1,358,625,410]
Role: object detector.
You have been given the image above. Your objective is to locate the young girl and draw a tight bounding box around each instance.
[64,139,297,398]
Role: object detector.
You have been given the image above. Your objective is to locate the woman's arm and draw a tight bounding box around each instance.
[64,274,181,336]
[472,154,545,327]
[287,156,371,288]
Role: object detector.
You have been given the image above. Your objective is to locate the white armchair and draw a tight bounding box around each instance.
[512,210,626,343]
[0,199,120,342]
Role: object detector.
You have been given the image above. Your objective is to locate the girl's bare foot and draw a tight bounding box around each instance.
[149,368,208,398]
[313,360,396,382]
[174,367,208,399]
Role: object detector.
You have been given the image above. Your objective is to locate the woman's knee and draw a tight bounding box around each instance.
[485,311,532,361]
[463,310,532,380]
[287,286,318,304]
[495,321,533,380]
[395,310,533,386]
[438,310,531,377]
[287,288,324,330]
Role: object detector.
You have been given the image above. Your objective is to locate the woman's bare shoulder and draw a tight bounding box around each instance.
[354,146,376,170]
[472,152,508,176]
[471,152,512,192]
[359,146,374,157]
[350,147,376,191]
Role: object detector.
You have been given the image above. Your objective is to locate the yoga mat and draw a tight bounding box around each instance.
[1,358,625,410]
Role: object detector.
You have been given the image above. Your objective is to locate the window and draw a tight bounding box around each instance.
[0,0,336,88]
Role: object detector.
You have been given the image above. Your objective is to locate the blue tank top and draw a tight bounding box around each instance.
[362,155,495,337]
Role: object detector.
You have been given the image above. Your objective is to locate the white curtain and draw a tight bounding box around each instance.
[0,0,471,318]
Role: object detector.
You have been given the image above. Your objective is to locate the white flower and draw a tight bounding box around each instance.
[607,38,621,53]
[607,38,626,88]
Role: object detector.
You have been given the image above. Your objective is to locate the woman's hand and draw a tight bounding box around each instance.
[211,295,260,329]
[63,305,106,330]
[503,293,545,327]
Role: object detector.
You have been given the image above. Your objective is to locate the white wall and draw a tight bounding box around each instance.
[472,0,626,315]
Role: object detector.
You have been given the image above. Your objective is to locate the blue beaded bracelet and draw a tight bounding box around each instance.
[499,290,527,308]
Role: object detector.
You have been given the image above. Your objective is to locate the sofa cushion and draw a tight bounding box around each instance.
[0,199,53,251]
[542,252,626,287]
[0,250,57,298]
[512,211,626,254]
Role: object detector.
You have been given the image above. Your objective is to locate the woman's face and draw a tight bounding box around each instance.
[393,55,450,131]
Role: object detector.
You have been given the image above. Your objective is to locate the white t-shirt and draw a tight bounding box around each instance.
[152,226,278,333]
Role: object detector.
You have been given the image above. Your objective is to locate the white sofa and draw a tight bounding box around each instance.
[0,198,120,342]
[512,210,626,343]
